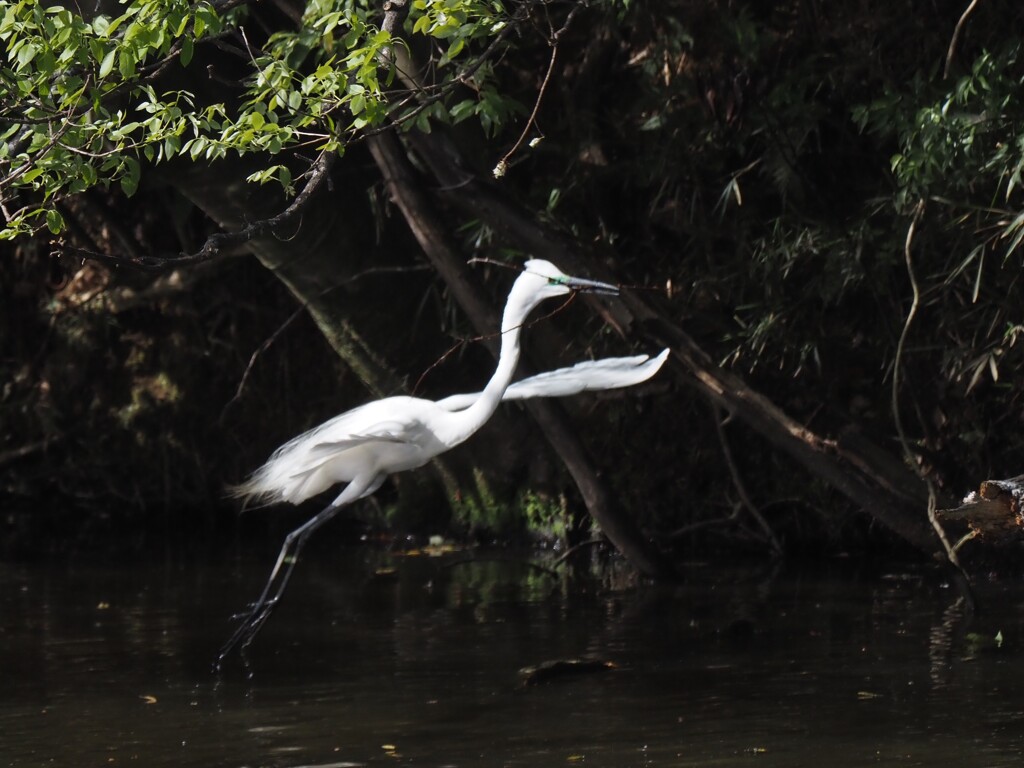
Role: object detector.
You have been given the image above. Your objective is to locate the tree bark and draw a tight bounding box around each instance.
[168,155,402,396]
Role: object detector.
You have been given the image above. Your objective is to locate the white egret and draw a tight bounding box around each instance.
[218,260,660,665]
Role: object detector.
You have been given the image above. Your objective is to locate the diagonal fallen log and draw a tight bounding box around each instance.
[402,130,948,560]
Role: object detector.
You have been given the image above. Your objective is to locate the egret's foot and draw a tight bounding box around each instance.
[227,597,278,622]
[216,601,277,669]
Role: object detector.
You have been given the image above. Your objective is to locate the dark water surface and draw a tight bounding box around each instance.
[2,549,1023,767]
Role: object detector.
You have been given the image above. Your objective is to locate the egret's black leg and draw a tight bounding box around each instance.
[215,473,386,671]
[215,501,342,670]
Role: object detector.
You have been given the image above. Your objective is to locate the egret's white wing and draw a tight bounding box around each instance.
[306,432,409,460]
[436,348,669,411]
[294,420,423,476]
[503,348,669,399]
[231,406,431,503]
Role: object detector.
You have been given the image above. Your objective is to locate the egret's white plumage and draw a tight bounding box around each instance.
[436,348,670,411]
[229,397,451,506]
[232,349,669,508]
[217,259,664,665]
[228,259,618,509]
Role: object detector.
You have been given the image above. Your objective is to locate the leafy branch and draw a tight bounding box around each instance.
[1,0,527,243]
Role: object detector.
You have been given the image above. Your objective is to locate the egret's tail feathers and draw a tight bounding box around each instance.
[225,471,286,507]
[227,450,338,507]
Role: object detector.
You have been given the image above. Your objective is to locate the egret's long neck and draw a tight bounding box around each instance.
[444,297,529,446]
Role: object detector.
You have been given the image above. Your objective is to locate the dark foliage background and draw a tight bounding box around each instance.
[3,0,1023,562]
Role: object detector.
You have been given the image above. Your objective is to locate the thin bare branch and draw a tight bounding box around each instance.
[894,202,973,591]
[892,200,925,468]
[713,405,783,555]
[57,150,336,270]
[221,263,433,416]
[493,1,586,178]
[944,0,982,79]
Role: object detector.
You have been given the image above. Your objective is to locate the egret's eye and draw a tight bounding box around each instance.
[548,276,568,286]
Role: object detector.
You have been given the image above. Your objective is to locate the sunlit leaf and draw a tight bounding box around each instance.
[45,208,64,234]
[98,47,117,77]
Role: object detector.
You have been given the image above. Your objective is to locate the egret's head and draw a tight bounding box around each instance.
[500,259,620,333]
[520,259,619,301]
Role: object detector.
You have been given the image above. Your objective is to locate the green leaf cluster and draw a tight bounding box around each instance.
[0,0,517,240]
[855,44,1024,219]
[410,0,506,65]
[0,0,225,238]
